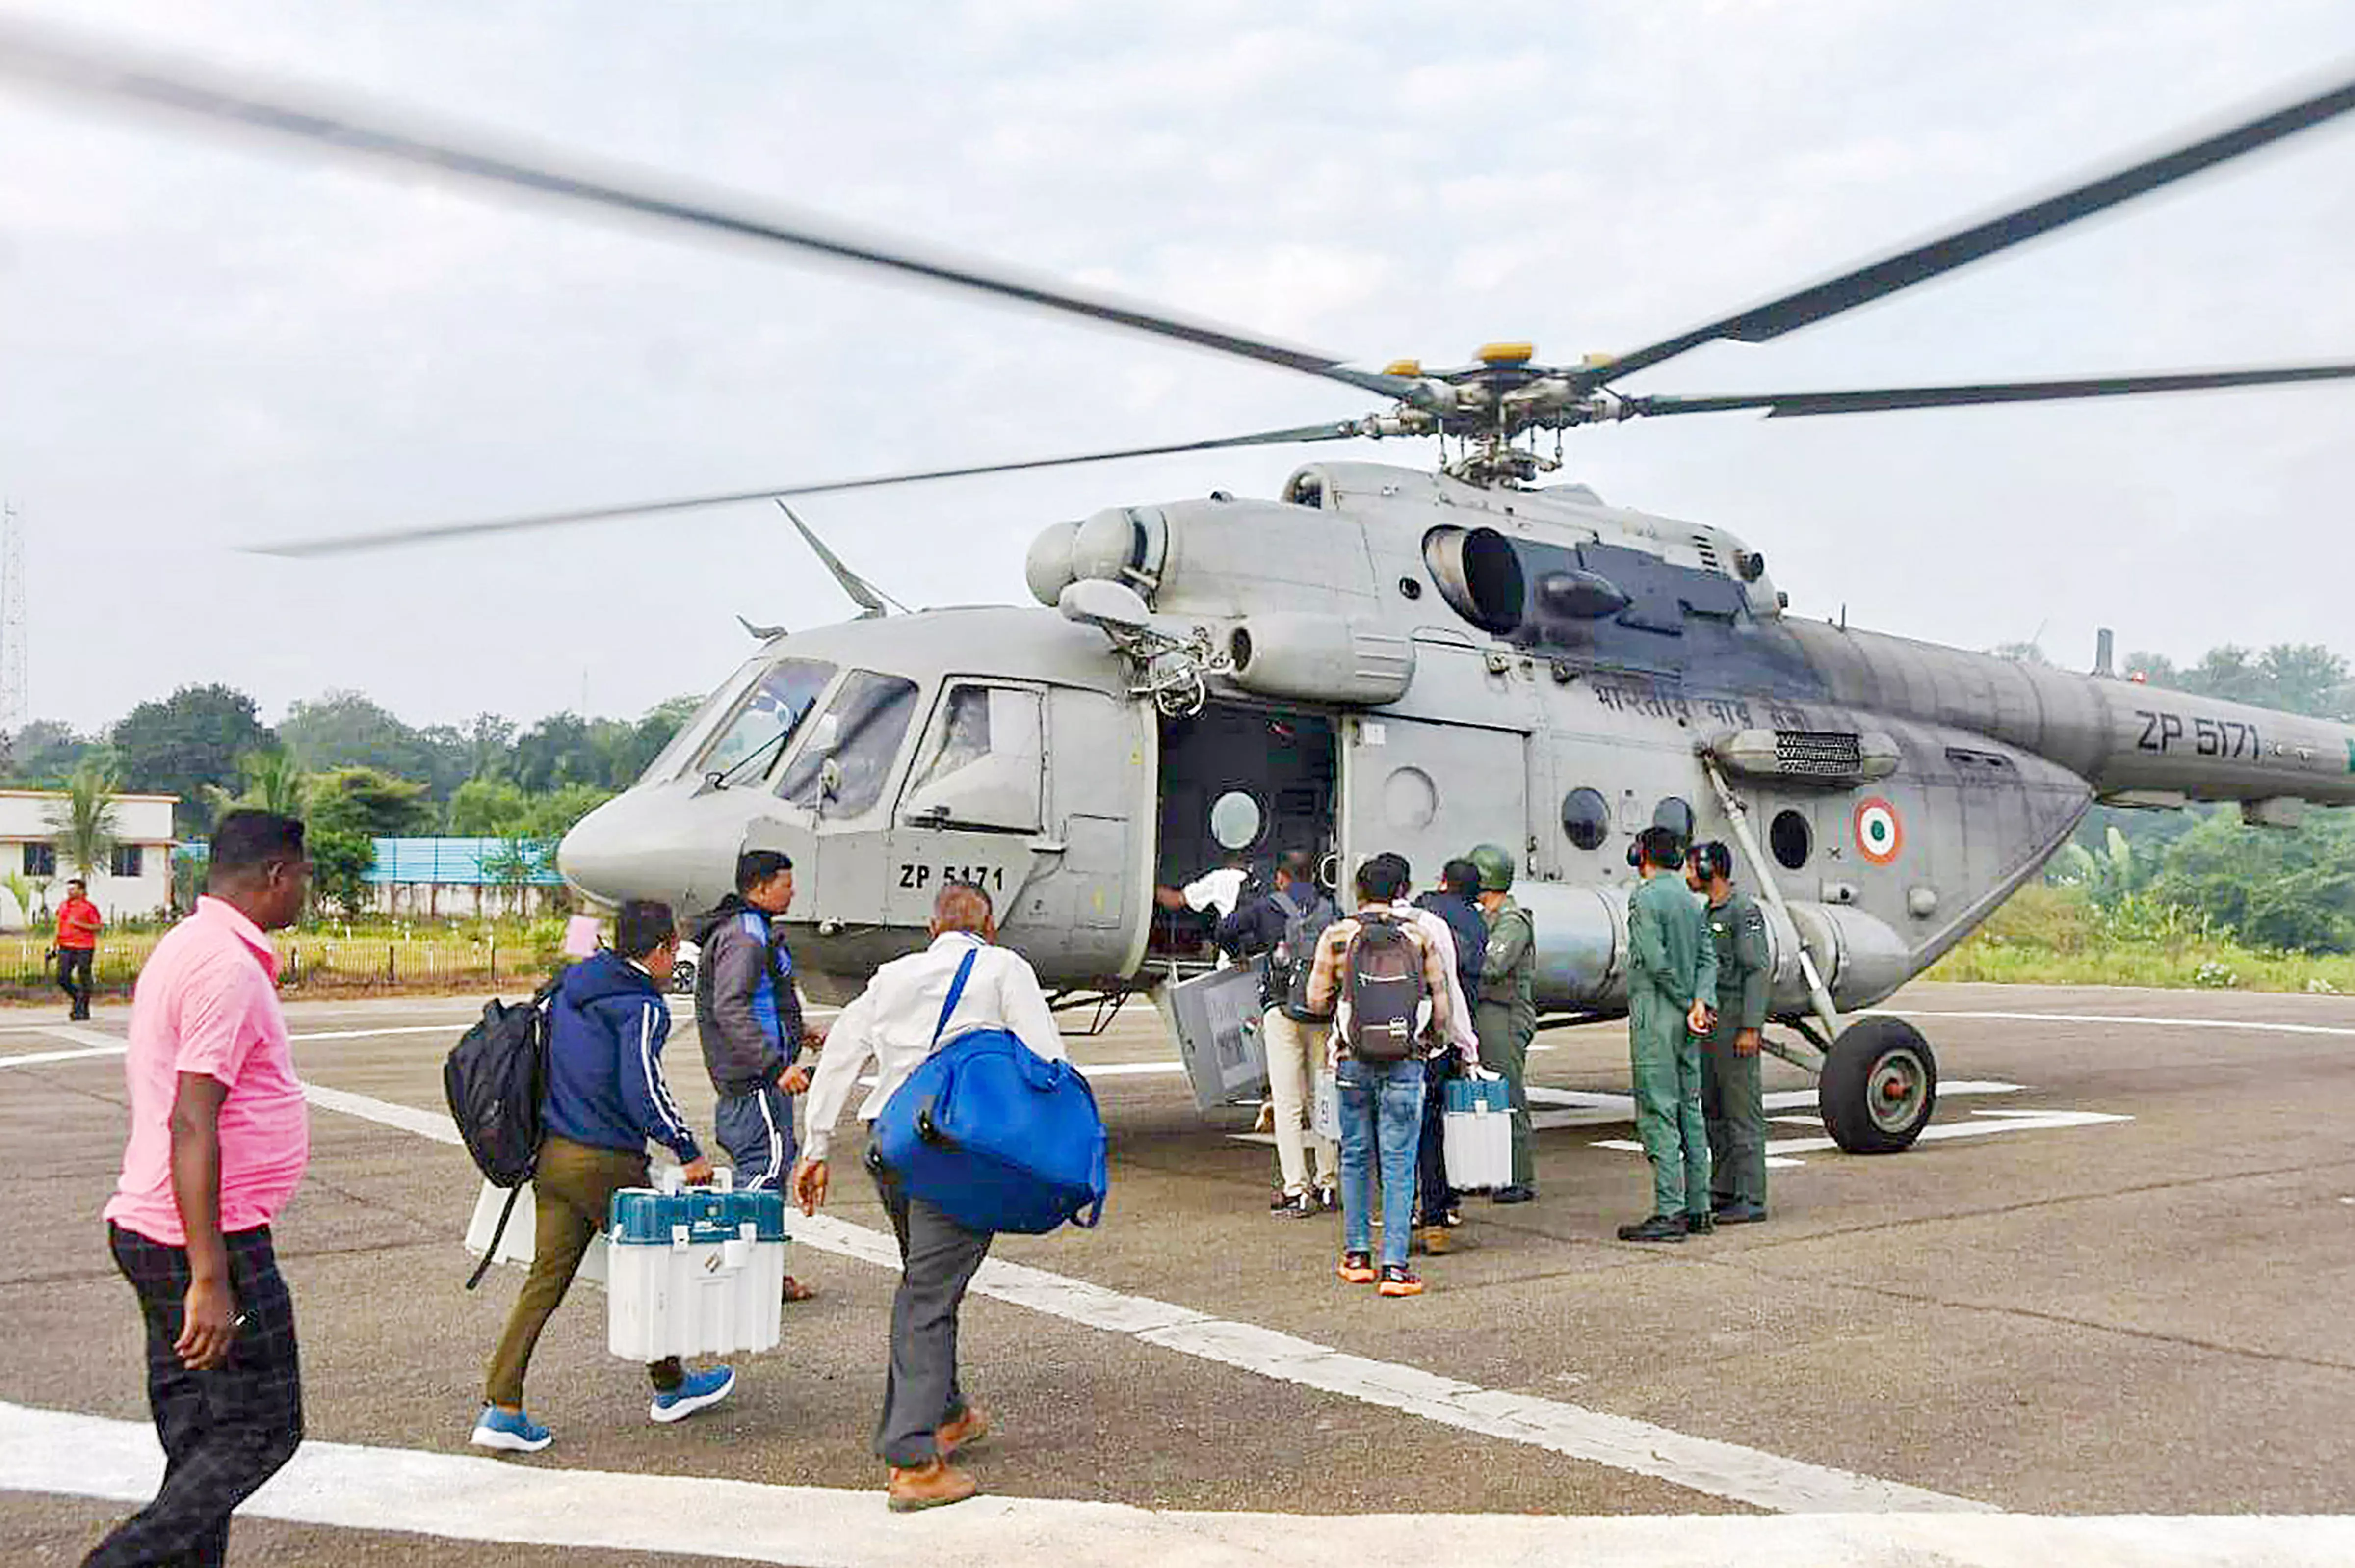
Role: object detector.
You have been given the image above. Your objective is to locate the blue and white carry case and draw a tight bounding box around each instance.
[1442,1072,1514,1191]
[606,1167,788,1361]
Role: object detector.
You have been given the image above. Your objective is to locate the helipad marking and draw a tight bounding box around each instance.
[303,1081,1982,1513]
[11,1402,2352,1568]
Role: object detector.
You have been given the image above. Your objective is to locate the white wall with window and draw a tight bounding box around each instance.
[0,790,177,925]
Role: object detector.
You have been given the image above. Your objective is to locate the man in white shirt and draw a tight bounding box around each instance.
[793,880,1064,1514]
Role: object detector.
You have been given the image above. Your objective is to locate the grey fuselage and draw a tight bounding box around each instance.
[561,462,2355,1014]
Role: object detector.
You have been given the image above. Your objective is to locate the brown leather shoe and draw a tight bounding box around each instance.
[1421,1224,1453,1256]
[887,1458,978,1513]
[936,1404,989,1457]
[781,1275,816,1304]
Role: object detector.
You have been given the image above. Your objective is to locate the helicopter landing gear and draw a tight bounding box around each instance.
[1817,1016,1939,1154]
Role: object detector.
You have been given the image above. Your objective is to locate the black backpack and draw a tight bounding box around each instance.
[1272,887,1340,1022]
[444,978,558,1289]
[1342,913,1429,1063]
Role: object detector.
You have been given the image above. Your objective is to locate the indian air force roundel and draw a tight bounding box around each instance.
[1854,797,1903,864]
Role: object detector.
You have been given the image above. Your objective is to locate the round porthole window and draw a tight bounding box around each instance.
[1384,766,1438,831]
[1209,790,1263,850]
[1561,787,1610,851]
[1654,796,1695,841]
[1770,809,1813,871]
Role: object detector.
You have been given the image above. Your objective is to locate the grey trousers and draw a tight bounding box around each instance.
[869,1156,994,1468]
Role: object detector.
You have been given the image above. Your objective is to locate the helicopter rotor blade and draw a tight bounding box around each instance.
[1618,362,2355,420]
[0,17,1415,402]
[1580,68,2355,390]
[245,419,1372,558]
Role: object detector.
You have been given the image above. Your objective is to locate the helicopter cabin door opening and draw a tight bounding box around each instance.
[1151,702,1338,964]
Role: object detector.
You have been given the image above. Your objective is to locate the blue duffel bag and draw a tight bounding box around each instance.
[870,949,1109,1235]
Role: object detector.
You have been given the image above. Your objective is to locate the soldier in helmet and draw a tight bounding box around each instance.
[1688,840,1771,1223]
[1618,825,1717,1243]
[1466,843,1537,1203]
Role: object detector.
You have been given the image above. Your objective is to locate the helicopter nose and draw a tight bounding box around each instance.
[558,787,724,910]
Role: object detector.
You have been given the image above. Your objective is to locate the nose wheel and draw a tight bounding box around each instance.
[1818,1016,1938,1153]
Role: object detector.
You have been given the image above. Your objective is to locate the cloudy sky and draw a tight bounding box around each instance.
[3,0,2353,735]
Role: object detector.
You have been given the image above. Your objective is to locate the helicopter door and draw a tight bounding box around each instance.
[887,681,1046,928]
[1339,716,1528,889]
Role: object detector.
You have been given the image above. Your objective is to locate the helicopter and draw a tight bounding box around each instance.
[9,22,2355,1152]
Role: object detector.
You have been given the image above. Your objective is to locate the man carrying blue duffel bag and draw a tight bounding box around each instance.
[794,880,1105,1514]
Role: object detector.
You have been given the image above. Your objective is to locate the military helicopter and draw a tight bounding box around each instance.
[11,22,2355,1151]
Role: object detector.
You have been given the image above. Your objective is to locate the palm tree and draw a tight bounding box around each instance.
[202,748,308,826]
[0,871,33,931]
[49,763,122,883]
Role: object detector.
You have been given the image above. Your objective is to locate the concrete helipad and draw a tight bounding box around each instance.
[4,980,2353,1564]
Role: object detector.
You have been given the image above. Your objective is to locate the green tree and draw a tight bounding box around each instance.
[514,712,599,792]
[445,776,533,836]
[479,837,549,916]
[202,748,309,823]
[619,695,703,782]
[523,783,615,842]
[463,712,518,782]
[2129,643,2353,720]
[48,762,122,882]
[306,766,435,839]
[308,827,377,918]
[111,684,272,832]
[5,719,96,785]
[2150,808,2355,953]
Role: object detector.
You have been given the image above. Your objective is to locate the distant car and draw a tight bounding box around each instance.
[670,939,699,996]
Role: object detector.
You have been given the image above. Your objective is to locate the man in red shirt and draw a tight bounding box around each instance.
[54,876,102,1021]
[85,812,312,1568]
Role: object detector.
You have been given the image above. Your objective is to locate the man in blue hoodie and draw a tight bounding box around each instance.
[693,849,817,1303]
[472,900,736,1454]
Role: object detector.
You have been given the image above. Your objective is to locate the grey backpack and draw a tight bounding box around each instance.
[1274,887,1340,1022]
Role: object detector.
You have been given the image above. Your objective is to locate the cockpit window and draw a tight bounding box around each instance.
[901,683,1044,832]
[777,670,921,816]
[637,655,764,785]
[695,658,838,782]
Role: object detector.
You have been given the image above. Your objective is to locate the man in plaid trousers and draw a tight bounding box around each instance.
[86,811,313,1567]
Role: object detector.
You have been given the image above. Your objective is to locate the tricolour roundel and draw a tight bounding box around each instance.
[1854,797,1904,865]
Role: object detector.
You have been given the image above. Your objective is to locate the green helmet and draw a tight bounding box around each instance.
[1468,842,1515,893]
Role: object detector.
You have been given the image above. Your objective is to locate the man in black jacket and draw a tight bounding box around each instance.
[691,849,817,1303]
[1411,859,1487,1250]
[1217,850,1338,1216]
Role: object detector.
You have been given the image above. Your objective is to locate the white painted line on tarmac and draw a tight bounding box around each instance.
[1593,1107,2131,1163]
[1874,1007,2355,1039]
[8,1401,2352,1566]
[303,1082,1982,1514]
[0,1044,125,1068]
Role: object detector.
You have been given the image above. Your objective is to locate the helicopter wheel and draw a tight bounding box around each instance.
[1818,1016,1938,1154]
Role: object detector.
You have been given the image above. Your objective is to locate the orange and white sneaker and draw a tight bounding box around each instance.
[1377,1264,1425,1297]
[1336,1250,1377,1284]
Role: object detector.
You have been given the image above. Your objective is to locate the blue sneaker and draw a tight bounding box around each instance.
[471,1405,551,1454]
[650,1364,735,1425]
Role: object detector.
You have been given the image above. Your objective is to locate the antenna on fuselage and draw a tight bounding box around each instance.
[775,500,908,619]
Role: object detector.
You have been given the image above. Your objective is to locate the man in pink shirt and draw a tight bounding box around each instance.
[86,811,312,1568]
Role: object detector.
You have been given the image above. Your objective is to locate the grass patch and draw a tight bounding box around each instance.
[1930,883,2355,994]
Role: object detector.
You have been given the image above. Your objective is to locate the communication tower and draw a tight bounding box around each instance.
[0,502,26,743]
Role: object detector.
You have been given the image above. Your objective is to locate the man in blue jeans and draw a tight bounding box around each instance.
[1304,855,1457,1297]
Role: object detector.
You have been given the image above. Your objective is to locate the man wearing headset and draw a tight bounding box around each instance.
[1687,840,1772,1224]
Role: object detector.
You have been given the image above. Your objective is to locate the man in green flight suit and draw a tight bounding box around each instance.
[1619,826,1717,1243]
[1467,843,1537,1203]
[1688,840,1771,1224]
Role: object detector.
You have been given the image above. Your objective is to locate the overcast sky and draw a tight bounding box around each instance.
[3,0,2353,735]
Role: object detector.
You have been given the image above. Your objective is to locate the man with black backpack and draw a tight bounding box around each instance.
[473,900,735,1453]
[1304,855,1457,1298]
[1217,850,1339,1218]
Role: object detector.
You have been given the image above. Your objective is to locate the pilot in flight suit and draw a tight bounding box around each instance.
[1620,826,1716,1242]
[1689,841,1772,1224]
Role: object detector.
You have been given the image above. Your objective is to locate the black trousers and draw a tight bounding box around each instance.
[868,1152,993,1469]
[85,1224,304,1568]
[1415,1052,1457,1222]
[58,946,94,1017]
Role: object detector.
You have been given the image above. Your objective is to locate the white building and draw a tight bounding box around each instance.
[0,789,177,925]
